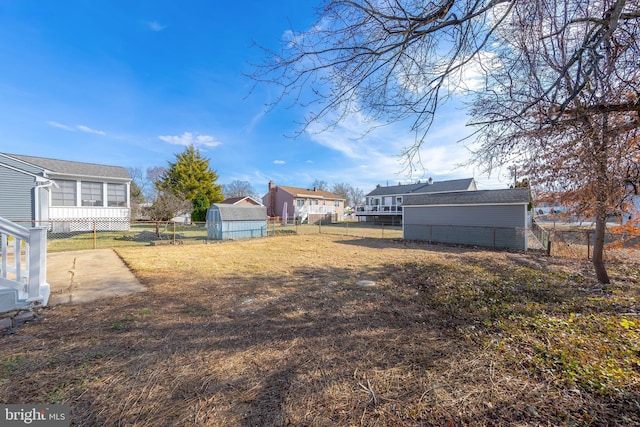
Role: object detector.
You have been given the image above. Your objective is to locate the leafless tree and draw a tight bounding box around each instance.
[253,0,640,283]
[143,191,192,238]
[224,180,260,200]
[468,0,640,283]
[145,166,167,202]
[332,182,365,207]
[312,179,329,191]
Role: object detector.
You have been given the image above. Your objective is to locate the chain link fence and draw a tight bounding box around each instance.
[545,226,640,259]
[9,218,638,258]
[9,219,402,252]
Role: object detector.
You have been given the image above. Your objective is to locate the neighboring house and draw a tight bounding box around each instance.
[206,204,267,240]
[221,196,263,206]
[357,178,477,225]
[403,188,531,251]
[262,181,345,224]
[0,153,131,232]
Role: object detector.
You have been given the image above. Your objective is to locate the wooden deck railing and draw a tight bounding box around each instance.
[0,217,50,312]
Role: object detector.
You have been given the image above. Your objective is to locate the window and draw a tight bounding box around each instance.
[107,183,127,207]
[52,180,76,206]
[296,199,305,207]
[396,197,403,205]
[314,200,318,205]
[81,181,103,206]
[334,200,340,207]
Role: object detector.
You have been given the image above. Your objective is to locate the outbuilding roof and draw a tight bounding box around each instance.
[220,196,263,206]
[209,204,267,221]
[366,178,476,197]
[277,185,344,200]
[2,153,130,180]
[403,188,530,206]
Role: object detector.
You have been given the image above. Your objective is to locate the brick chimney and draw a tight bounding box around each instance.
[268,181,276,217]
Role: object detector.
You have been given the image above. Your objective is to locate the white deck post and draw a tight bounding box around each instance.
[0,217,50,310]
[27,226,48,301]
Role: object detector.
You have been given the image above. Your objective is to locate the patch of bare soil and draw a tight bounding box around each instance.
[1,234,638,426]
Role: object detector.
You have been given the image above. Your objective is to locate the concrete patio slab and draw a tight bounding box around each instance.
[46,249,145,305]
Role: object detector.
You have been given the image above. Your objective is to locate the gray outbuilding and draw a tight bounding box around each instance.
[206,204,267,240]
[402,188,531,251]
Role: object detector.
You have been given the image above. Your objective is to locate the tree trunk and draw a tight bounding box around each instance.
[592,112,611,285]
[592,211,610,284]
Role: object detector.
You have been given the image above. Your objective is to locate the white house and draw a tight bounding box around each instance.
[357,178,477,225]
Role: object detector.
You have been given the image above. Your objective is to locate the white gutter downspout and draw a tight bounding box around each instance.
[33,177,57,224]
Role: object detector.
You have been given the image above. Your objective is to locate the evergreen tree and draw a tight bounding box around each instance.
[129,181,145,205]
[156,145,224,207]
[191,192,210,222]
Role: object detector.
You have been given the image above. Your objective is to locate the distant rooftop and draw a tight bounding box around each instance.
[366,178,476,197]
[277,185,345,200]
[403,188,531,206]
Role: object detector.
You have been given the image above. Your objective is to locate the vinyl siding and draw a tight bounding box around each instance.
[403,223,527,250]
[0,166,35,220]
[403,205,526,228]
[403,204,528,250]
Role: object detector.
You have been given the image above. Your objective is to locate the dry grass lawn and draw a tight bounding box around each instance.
[1,234,639,426]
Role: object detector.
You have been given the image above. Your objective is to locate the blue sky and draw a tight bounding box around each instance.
[0,1,513,198]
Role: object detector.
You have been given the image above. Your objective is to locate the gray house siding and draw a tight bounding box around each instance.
[402,188,530,251]
[0,165,35,221]
[404,205,526,228]
[403,223,526,250]
[1,153,132,231]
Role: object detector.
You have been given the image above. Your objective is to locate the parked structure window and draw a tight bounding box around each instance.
[81,181,103,206]
[52,179,76,206]
[107,183,127,207]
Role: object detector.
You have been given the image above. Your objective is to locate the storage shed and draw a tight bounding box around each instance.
[402,188,531,251]
[206,204,267,240]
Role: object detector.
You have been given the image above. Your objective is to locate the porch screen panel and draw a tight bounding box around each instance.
[107,183,126,207]
[52,179,76,206]
[81,181,103,206]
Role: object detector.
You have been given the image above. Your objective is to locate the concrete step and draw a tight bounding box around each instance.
[0,287,29,313]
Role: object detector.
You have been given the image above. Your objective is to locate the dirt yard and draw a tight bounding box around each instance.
[1,234,639,426]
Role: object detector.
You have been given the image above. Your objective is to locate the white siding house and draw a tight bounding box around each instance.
[0,153,131,231]
[357,178,477,225]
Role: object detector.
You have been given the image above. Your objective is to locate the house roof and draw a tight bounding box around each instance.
[209,204,267,221]
[366,178,476,197]
[2,153,130,180]
[403,188,531,206]
[277,185,345,200]
[221,196,262,206]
